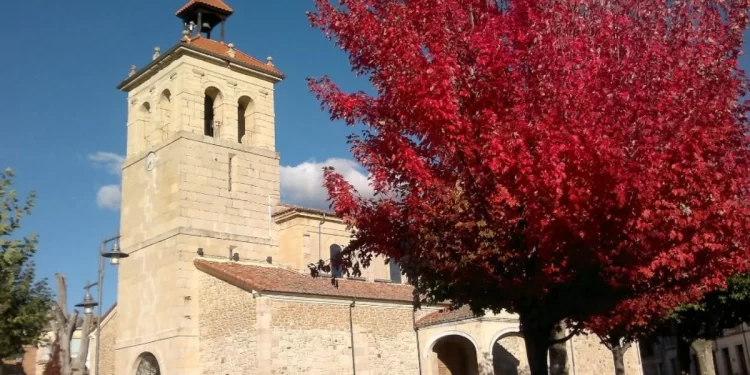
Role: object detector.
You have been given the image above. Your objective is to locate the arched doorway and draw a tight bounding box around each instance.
[431,335,479,375]
[492,334,530,375]
[135,352,160,375]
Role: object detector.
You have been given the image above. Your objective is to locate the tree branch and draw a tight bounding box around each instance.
[72,312,92,373]
[549,325,582,345]
[622,341,632,352]
[55,273,68,319]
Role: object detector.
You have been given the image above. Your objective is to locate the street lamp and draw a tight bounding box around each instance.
[102,238,128,265]
[75,281,99,315]
[94,234,128,375]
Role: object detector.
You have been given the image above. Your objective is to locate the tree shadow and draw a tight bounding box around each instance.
[492,341,522,375]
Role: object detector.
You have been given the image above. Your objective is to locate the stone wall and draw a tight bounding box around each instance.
[198,271,257,375]
[569,333,641,375]
[97,312,118,375]
[266,299,420,375]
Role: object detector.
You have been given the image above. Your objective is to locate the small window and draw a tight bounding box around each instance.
[389,259,402,283]
[329,244,342,277]
[204,94,215,137]
[238,96,253,144]
[204,87,222,137]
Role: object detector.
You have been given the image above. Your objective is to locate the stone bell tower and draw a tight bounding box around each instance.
[114,0,284,373]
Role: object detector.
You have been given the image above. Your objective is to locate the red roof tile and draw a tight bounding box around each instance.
[194,260,415,303]
[176,0,233,16]
[415,305,477,328]
[183,36,284,78]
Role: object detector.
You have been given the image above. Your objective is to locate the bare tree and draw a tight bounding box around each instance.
[49,274,92,375]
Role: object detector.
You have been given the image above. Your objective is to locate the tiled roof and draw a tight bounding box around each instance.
[415,305,477,328]
[273,203,337,218]
[183,36,284,78]
[176,0,234,16]
[194,260,415,303]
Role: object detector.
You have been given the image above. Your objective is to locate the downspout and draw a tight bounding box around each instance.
[741,324,750,372]
[350,299,357,375]
[413,312,423,375]
[319,214,325,260]
[569,336,577,375]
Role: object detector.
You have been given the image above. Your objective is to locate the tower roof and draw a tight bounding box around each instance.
[117,34,284,91]
[176,0,234,17]
[185,35,283,77]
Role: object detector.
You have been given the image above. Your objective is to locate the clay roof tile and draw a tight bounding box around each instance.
[415,305,477,328]
[183,36,283,78]
[176,0,234,16]
[194,260,414,303]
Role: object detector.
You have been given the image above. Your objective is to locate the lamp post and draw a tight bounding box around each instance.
[93,234,129,375]
[75,281,99,315]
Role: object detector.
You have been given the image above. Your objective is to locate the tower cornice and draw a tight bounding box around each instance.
[117,36,284,92]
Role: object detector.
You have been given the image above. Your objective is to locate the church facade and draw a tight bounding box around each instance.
[99,1,646,374]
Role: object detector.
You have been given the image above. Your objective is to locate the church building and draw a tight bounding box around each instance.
[94,1,647,374]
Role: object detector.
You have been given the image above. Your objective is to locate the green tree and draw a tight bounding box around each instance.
[665,273,750,375]
[0,168,52,368]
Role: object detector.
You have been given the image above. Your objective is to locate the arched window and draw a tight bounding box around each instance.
[158,90,172,140]
[389,259,402,283]
[135,352,160,375]
[204,87,222,137]
[329,244,343,277]
[237,96,254,144]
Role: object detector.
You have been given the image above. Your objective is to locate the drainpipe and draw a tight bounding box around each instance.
[742,324,750,372]
[349,299,357,375]
[319,214,325,260]
[413,312,423,375]
[569,337,577,375]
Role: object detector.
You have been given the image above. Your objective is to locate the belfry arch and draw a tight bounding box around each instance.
[238,95,254,144]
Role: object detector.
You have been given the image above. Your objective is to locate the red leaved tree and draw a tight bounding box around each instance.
[42,340,62,375]
[308,1,750,374]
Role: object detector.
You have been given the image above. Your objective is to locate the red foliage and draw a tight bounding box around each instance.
[41,340,61,375]
[308,0,750,354]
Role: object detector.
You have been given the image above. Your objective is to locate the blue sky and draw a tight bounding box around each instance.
[0,0,373,311]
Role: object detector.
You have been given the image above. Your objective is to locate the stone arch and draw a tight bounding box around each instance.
[133,352,161,375]
[204,86,224,137]
[489,329,530,375]
[426,330,480,355]
[488,327,522,352]
[237,95,255,144]
[428,332,480,375]
[158,89,172,141]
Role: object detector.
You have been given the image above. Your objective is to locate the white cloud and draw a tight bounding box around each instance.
[88,152,125,176]
[88,152,124,211]
[280,158,374,209]
[96,185,121,211]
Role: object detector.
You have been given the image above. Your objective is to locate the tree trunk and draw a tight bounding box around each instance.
[677,336,693,375]
[549,322,569,375]
[524,329,550,375]
[692,339,716,375]
[610,342,631,375]
[521,313,552,375]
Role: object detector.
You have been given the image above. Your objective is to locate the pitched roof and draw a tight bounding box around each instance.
[176,0,234,16]
[183,36,284,78]
[194,260,415,303]
[415,305,476,328]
